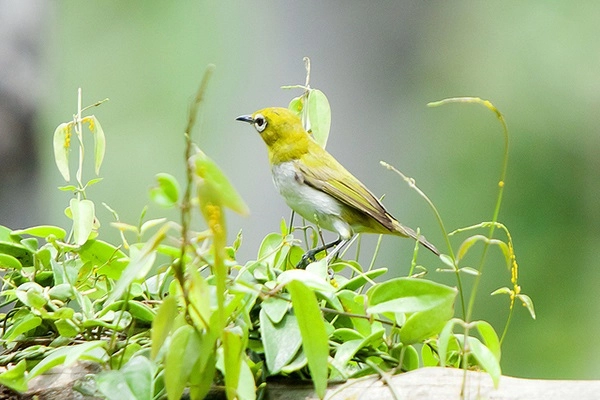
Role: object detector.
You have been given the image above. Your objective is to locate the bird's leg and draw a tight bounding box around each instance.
[297,237,342,269]
[324,239,350,264]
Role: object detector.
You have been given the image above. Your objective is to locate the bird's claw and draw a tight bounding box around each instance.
[296,251,317,269]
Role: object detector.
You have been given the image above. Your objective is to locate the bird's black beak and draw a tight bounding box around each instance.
[236,115,254,124]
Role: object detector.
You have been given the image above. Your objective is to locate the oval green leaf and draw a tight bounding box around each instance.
[70,198,95,246]
[150,295,178,360]
[307,89,331,149]
[475,320,501,361]
[88,116,106,176]
[399,296,455,345]
[53,122,72,182]
[0,253,22,269]
[287,280,329,398]
[194,150,249,216]
[366,277,457,314]
[149,173,180,208]
[12,225,67,240]
[517,293,536,319]
[260,309,302,374]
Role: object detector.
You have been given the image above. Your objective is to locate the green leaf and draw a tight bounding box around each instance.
[55,319,80,338]
[95,372,137,400]
[260,309,302,374]
[399,296,455,344]
[402,344,420,371]
[215,345,256,400]
[223,327,244,400]
[287,280,329,399]
[475,320,501,361]
[70,198,95,246]
[87,116,106,176]
[150,296,177,360]
[85,177,104,188]
[459,266,480,276]
[421,343,438,367]
[65,340,106,366]
[336,291,372,338]
[257,232,287,270]
[194,150,249,216]
[27,342,108,381]
[48,283,74,301]
[457,334,501,388]
[437,318,462,367]
[280,349,308,374]
[288,95,304,117]
[0,360,28,393]
[307,89,331,148]
[438,253,456,269]
[82,310,133,331]
[149,173,180,208]
[165,325,201,400]
[78,239,128,280]
[126,300,156,323]
[122,356,154,400]
[278,269,334,294]
[95,356,154,400]
[491,286,511,296]
[58,184,78,192]
[189,325,219,400]
[331,339,362,378]
[140,218,168,235]
[53,122,72,182]
[0,240,34,267]
[3,311,42,341]
[456,234,487,261]
[11,225,67,240]
[261,295,290,325]
[331,330,384,377]
[457,235,510,269]
[235,358,257,400]
[187,269,212,331]
[517,293,536,319]
[0,253,22,269]
[189,350,216,400]
[331,328,364,342]
[106,225,168,304]
[366,277,457,314]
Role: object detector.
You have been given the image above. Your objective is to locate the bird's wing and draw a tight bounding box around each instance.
[296,153,395,231]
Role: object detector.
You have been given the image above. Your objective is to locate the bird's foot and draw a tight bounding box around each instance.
[296,250,336,281]
[296,249,319,269]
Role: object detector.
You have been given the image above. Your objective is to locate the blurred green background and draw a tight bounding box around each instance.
[5,1,600,379]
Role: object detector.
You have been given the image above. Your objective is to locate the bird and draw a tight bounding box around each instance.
[236,107,439,267]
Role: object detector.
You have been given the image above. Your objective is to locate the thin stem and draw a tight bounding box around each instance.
[76,88,85,196]
[80,98,109,113]
[380,161,465,317]
[499,302,514,345]
[175,65,215,299]
[429,97,510,380]
[367,234,384,272]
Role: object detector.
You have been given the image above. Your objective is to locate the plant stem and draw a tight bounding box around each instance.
[174,65,215,297]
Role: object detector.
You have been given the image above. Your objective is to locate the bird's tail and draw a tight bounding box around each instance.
[392,221,440,256]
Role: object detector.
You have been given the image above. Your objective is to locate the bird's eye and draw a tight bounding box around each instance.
[254,114,267,132]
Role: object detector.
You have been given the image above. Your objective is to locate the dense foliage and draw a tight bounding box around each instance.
[0,65,533,399]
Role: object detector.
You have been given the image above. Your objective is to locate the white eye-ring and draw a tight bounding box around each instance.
[254,114,267,132]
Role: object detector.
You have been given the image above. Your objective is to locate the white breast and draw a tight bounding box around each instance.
[271,161,353,239]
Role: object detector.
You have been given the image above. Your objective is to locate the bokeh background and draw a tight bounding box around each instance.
[1,1,598,379]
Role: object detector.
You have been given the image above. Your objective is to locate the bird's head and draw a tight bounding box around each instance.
[236,107,310,164]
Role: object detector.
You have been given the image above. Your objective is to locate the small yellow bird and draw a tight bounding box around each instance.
[237,107,439,266]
